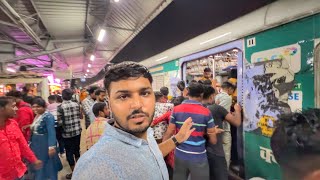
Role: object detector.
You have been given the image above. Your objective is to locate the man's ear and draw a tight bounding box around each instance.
[99,110,104,117]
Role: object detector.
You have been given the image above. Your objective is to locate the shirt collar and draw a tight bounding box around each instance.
[104,123,152,148]
[182,99,203,105]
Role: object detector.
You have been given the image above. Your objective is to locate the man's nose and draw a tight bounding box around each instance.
[130,95,143,109]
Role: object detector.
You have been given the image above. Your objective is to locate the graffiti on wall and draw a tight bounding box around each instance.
[243,44,301,137]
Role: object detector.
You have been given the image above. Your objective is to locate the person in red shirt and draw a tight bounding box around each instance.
[0,96,42,180]
[6,91,35,141]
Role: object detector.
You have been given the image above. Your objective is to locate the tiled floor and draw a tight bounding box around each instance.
[58,119,87,180]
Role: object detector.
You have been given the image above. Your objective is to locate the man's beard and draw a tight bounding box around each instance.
[113,109,154,135]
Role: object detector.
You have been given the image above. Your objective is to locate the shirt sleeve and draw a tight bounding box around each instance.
[153,111,171,125]
[45,114,57,148]
[218,105,229,120]
[57,105,64,125]
[207,111,215,128]
[169,109,176,124]
[82,100,91,115]
[15,122,37,163]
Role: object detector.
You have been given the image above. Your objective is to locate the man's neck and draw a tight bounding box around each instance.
[0,117,7,127]
[114,122,148,140]
[202,99,211,105]
[189,97,202,102]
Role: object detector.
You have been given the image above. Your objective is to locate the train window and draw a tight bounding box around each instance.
[315,43,320,108]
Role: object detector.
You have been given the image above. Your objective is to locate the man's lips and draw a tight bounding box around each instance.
[128,113,147,123]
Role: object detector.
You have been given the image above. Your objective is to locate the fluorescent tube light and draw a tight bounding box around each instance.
[200,32,231,45]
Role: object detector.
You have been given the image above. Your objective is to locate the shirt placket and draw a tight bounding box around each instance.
[146,142,165,180]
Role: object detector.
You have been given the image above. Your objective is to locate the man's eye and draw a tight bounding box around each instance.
[141,92,151,97]
[118,95,128,100]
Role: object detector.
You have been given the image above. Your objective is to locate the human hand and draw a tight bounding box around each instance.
[48,148,56,157]
[234,103,242,112]
[33,160,43,170]
[175,117,195,143]
[208,126,224,135]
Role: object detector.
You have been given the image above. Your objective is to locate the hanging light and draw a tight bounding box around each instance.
[90,55,95,61]
[88,64,91,68]
[87,69,90,72]
[97,29,106,42]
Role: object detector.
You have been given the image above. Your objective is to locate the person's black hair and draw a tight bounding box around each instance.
[55,95,63,103]
[92,102,107,117]
[177,80,185,91]
[187,82,204,98]
[48,95,57,101]
[154,91,164,102]
[95,89,106,96]
[171,96,185,106]
[0,96,14,108]
[229,69,237,79]
[31,97,46,108]
[6,90,23,99]
[88,86,99,95]
[203,85,215,100]
[203,79,212,86]
[104,62,152,93]
[23,96,34,105]
[198,80,204,84]
[190,80,197,83]
[271,108,320,165]
[221,81,236,90]
[204,67,212,72]
[62,89,73,101]
[160,87,169,96]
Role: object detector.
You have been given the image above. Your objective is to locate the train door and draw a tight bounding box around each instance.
[315,42,320,108]
[179,40,245,177]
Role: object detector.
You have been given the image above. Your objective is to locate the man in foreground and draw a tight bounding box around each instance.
[73,62,195,180]
[271,108,320,180]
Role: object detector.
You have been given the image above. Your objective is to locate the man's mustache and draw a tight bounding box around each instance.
[126,109,149,120]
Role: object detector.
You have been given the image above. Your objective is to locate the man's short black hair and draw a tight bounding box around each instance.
[204,67,212,72]
[95,89,106,96]
[31,97,46,108]
[187,82,204,98]
[56,95,63,103]
[171,96,185,106]
[221,81,236,90]
[177,80,185,91]
[48,95,57,101]
[92,102,107,117]
[229,69,237,79]
[62,89,73,101]
[203,85,215,100]
[6,90,23,99]
[23,96,34,105]
[271,108,320,165]
[104,62,152,93]
[203,79,212,86]
[88,86,99,95]
[160,87,169,96]
[0,96,14,108]
[154,91,164,102]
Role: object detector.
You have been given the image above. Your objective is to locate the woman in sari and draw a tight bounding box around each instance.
[30,97,62,180]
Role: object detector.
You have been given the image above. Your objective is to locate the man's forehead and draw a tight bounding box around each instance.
[109,77,152,92]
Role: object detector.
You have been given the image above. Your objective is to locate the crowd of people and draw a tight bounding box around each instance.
[0,61,319,180]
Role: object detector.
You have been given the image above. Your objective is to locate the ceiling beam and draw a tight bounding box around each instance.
[105,24,135,31]
[1,45,84,63]
[0,20,19,28]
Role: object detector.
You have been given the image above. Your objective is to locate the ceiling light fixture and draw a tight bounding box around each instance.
[114,0,120,2]
[85,73,88,76]
[90,55,95,61]
[88,64,91,68]
[200,32,232,45]
[6,67,16,73]
[155,56,168,62]
[97,29,106,42]
[87,69,90,72]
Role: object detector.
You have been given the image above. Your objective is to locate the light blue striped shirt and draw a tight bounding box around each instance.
[72,123,168,180]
